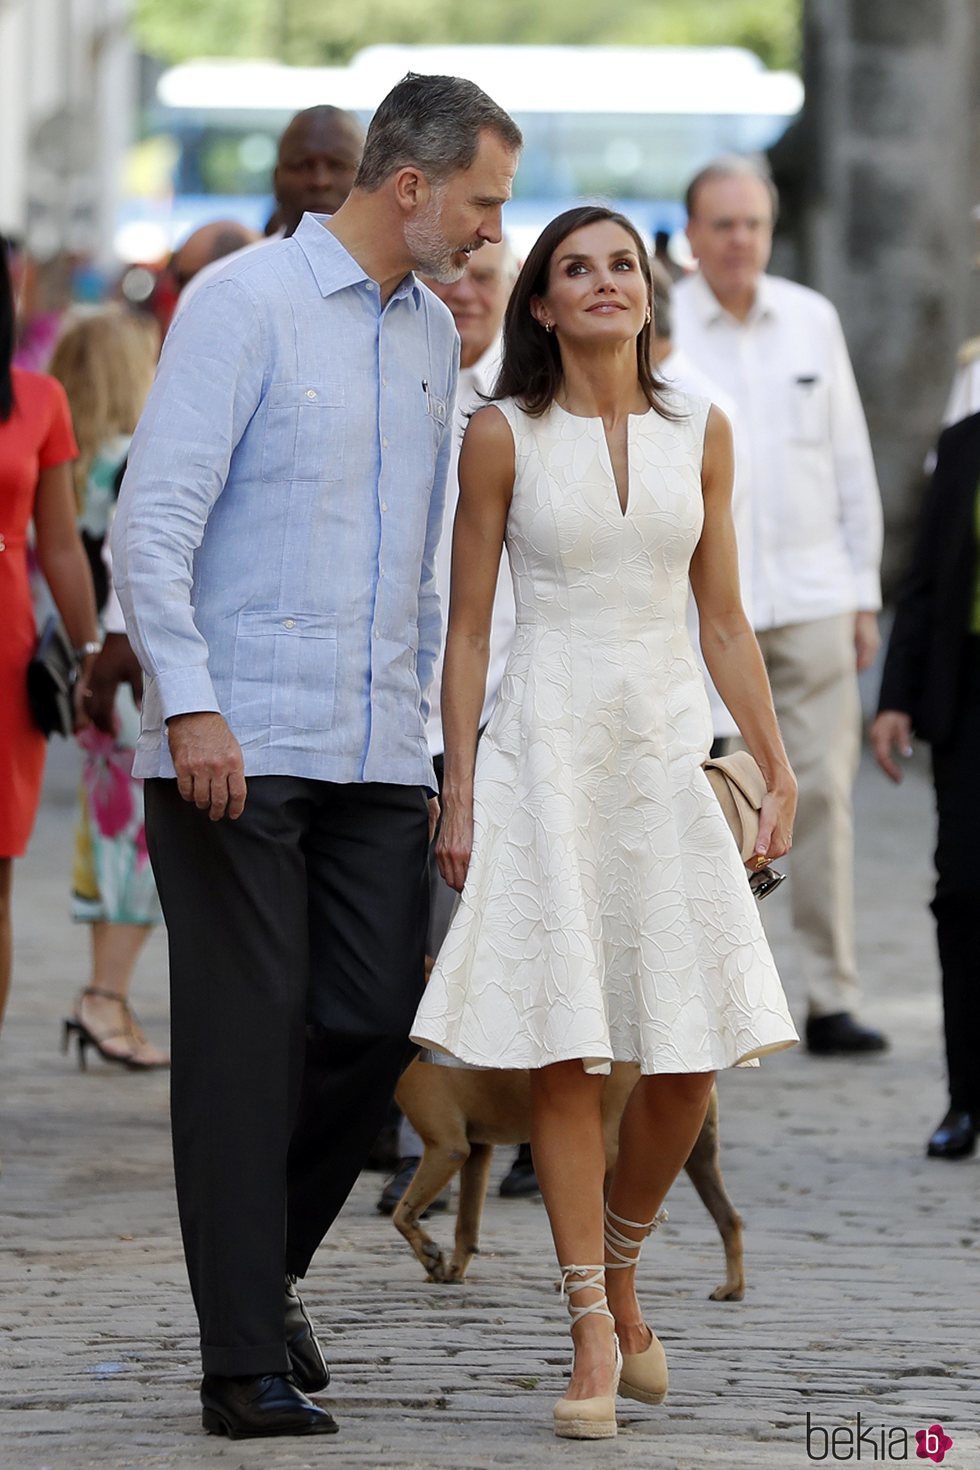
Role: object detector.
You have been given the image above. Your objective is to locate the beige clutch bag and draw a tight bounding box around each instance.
[703,750,769,864]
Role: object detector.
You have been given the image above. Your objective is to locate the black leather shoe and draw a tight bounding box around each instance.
[376,1157,450,1217]
[926,1108,977,1159]
[285,1276,330,1393]
[200,1373,338,1439]
[499,1143,540,1198]
[805,1012,889,1056]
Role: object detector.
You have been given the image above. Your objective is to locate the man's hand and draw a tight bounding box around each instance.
[854,610,881,673]
[869,709,913,784]
[167,711,247,820]
[85,633,143,734]
[427,795,440,845]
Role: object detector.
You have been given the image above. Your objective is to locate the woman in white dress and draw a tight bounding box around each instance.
[411,206,798,1440]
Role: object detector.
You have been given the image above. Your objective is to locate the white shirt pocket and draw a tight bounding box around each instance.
[788,375,830,445]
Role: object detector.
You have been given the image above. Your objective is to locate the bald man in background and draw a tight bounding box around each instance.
[169,221,260,292]
[175,105,365,314]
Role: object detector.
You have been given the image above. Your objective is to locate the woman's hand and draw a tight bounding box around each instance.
[436,793,474,892]
[85,633,143,735]
[750,774,798,868]
[72,653,100,733]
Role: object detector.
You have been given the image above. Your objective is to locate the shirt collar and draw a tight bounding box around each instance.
[293,213,422,307]
[689,268,775,327]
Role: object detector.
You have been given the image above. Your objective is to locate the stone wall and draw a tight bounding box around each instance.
[780,0,980,588]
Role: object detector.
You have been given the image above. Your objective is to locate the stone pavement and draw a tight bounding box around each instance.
[1,740,978,1470]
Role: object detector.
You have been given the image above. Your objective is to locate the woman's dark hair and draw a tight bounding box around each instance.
[0,237,14,423]
[490,205,679,419]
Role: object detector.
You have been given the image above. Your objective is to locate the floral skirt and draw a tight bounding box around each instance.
[71,688,161,926]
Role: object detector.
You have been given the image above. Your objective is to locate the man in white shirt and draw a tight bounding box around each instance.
[378,237,527,1211]
[649,255,749,744]
[674,156,887,1056]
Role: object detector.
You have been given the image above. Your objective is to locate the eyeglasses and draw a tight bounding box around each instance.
[749,865,785,902]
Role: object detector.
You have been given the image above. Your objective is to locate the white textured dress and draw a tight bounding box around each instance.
[411,393,798,1075]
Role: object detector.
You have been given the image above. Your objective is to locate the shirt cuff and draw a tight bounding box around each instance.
[854,571,882,611]
[154,666,221,721]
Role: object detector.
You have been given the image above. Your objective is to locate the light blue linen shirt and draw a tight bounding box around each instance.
[112,214,459,787]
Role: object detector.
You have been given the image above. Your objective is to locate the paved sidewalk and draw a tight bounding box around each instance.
[1,741,977,1470]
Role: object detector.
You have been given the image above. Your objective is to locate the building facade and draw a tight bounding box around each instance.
[0,0,134,265]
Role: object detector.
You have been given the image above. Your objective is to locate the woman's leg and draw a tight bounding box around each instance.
[0,858,13,1032]
[605,1071,716,1352]
[530,1060,616,1401]
[76,921,167,1064]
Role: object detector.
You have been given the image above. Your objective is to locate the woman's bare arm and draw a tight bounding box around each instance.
[437,406,514,891]
[33,463,100,720]
[689,406,797,862]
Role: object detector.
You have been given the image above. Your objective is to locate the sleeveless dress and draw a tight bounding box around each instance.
[411,393,798,1076]
[0,369,78,858]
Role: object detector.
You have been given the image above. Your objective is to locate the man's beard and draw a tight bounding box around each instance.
[405,190,478,284]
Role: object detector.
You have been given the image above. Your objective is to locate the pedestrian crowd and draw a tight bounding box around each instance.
[1,66,977,1447]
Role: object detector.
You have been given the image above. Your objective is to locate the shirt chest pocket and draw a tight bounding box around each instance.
[788,375,830,446]
[422,386,449,454]
[261,382,346,484]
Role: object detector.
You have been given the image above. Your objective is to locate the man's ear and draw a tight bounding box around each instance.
[393,166,430,215]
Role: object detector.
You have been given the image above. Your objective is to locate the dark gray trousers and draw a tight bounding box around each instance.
[144,776,429,1376]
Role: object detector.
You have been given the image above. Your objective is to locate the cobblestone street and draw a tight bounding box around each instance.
[1,741,978,1470]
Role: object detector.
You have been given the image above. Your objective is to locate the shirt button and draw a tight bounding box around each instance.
[382,376,388,387]
[283,619,296,629]
[382,436,389,448]
[374,629,380,639]
[305,390,317,400]
[381,501,388,512]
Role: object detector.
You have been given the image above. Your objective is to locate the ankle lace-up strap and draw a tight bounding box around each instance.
[558,1265,614,1324]
[603,1205,668,1268]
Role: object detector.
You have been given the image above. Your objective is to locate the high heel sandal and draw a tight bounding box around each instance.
[604,1204,670,1405]
[61,988,169,1071]
[552,1265,622,1440]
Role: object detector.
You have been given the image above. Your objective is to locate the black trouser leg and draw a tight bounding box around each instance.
[932,894,980,1113]
[931,645,980,1114]
[145,776,314,1377]
[286,782,429,1276]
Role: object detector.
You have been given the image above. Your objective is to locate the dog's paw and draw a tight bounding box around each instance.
[709,1282,745,1302]
[421,1242,449,1282]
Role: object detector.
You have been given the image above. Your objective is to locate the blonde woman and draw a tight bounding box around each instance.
[50,307,168,1069]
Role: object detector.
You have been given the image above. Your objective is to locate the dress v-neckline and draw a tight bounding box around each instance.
[552,401,650,520]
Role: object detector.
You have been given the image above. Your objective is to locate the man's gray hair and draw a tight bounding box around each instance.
[685,155,779,222]
[355,73,522,192]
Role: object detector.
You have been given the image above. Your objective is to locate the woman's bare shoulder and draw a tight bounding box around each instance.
[465,401,514,441]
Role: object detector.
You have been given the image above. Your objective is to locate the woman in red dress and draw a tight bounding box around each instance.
[0,241,99,1034]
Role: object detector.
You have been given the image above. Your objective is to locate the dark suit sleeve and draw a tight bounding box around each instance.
[876,426,958,717]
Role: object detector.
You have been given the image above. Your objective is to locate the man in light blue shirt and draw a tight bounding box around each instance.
[112,72,520,1441]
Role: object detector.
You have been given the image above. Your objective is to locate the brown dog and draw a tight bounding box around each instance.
[392,1059,745,1301]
